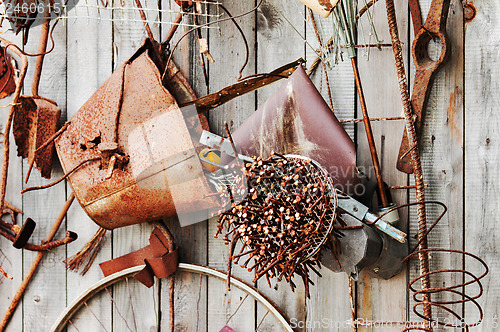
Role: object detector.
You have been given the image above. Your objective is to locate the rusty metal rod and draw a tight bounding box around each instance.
[224,122,240,166]
[163,13,183,45]
[0,265,12,280]
[351,57,389,208]
[4,201,22,215]
[384,0,432,328]
[22,158,100,194]
[0,224,77,252]
[31,12,51,97]
[0,193,75,331]
[0,37,28,211]
[339,116,404,123]
[356,0,379,19]
[133,0,155,41]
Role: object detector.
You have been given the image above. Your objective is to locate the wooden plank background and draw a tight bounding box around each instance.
[0,0,496,330]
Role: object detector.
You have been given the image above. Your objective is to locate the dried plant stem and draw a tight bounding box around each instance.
[0,37,28,211]
[64,227,107,275]
[308,8,335,111]
[224,122,240,166]
[351,58,389,207]
[0,193,75,331]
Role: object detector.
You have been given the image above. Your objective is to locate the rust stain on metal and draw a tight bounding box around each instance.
[318,0,334,11]
[251,83,320,158]
[12,96,61,179]
[464,2,476,24]
[446,88,462,146]
[55,39,216,230]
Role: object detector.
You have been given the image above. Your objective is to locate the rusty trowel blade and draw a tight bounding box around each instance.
[230,65,360,196]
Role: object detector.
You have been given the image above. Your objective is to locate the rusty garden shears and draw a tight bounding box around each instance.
[396,0,451,173]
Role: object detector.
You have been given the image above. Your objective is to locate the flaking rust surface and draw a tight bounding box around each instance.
[13,96,61,178]
[55,43,216,229]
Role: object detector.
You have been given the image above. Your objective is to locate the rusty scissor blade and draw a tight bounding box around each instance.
[396,0,451,173]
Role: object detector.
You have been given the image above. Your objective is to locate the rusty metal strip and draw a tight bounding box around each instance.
[180,58,305,114]
[409,0,423,36]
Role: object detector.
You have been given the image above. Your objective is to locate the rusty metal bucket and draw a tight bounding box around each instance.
[55,39,217,229]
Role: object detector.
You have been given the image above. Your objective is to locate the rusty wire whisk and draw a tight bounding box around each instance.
[214,153,343,298]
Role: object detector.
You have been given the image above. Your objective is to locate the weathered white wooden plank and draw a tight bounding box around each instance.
[112,0,160,67]
[465,0,500,330]
[208,0,257,133]
[304,7,356,332]
[355,0,409,330]
[255,1,307,331]
[207,1,257,330]
[111,0,160,330]
[65,3,114,331]
[0,28,25,332]
[407,0,464,329]
[20,17,69,331]
[158,1,209,330]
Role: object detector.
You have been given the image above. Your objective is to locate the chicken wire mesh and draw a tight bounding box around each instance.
[0,0,222,29]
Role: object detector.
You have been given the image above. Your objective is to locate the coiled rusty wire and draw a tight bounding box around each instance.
[403,248,488,331]
[355,201,489,331]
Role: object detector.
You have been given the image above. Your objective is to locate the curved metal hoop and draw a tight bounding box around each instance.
[50,263,293,332]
